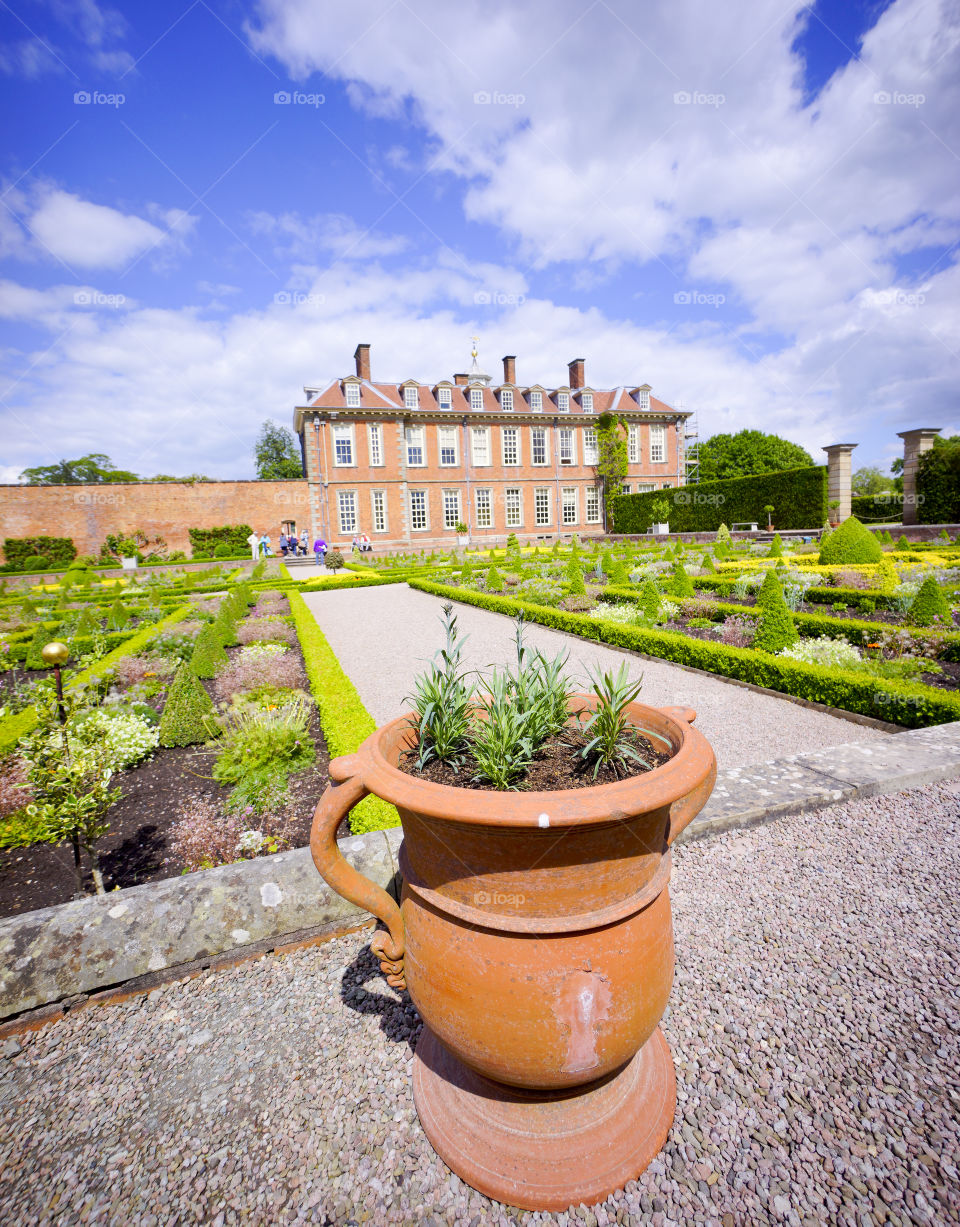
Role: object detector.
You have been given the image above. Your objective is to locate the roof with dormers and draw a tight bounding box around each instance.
[296,377,685,430]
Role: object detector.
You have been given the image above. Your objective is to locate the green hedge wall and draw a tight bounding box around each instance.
[611,467,828,534]
[917,440,960,524]
[188,525,252,556]
[3,536,77,569]
[851,492,903,522]
[409,579,960,728]
[288,590,399,834]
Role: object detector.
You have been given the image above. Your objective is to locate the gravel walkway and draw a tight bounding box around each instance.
[300,584,888,771]
[2,781,958,1225]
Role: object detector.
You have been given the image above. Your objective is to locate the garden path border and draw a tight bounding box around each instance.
[2,722,959,1033]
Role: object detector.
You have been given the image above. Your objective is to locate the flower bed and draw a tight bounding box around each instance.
[0,569,386,916]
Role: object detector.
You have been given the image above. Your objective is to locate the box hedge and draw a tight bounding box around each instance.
[611,466,828,534]
[409,579,960,728]
[288,591,399,834]
[917,438,960,524]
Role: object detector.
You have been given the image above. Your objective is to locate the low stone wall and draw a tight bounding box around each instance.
[2,724,959,1026]
[0,827,401,1022]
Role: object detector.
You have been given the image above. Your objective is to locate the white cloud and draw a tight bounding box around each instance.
[25,190,171,270]
[246,210,410,261]
[245,1,959,429]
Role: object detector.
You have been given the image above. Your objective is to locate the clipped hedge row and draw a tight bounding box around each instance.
[688,573,904,610]
[0,604,191,756]
[288,591,399,834]
[851,492,903,522]
[611,466,828,534]
[599,587,960,661]
[409,580,960,728]
[188,525,253,556]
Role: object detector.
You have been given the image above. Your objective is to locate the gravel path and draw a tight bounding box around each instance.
[300,584,888,771]
[2,781,958,1225]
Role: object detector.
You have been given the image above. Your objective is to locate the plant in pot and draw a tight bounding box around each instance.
[763,504,775,530]
[648,496,671,536]
[828,498,841,527]
[117,537,140,570]
[454,520,469,551]
[311,605,716,1211]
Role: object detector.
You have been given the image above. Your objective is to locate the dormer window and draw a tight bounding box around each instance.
[345,383,361,408]
[404,385,419,410]
[557,391,570,412]
[500,389,514,411]
[470,387,483,411]
[637,388,650,410]
[581,392,593,412]
[438,386,452,409]
[304,388,318,403]
[529,390,543,411]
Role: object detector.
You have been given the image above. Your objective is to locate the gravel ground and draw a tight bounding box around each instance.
[2,780,958,1226]
[300,585,889,771]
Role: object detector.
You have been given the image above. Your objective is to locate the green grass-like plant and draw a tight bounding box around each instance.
[405,603,474,771]
[576,662,654,779]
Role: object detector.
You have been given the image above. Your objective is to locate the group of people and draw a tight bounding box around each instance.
[244,527,372,565]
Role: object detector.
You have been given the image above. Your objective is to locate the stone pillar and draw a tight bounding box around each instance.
[897,428,941,526]
[822,444,857,523]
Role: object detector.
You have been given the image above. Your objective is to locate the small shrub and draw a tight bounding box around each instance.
[486,565,504,592]
[719,615,755,647]
[214,645,306,702]
[190,625,229,679]
[159,664,216,746]
[818,516,883,565]
[668,562,695,599]
[780,636,863,670]
[908,576,951,627]
[167,796,296,872]
[325,549,345,574]
[752,576,797,653]
[68,708,160,771]
[236,617,297,646]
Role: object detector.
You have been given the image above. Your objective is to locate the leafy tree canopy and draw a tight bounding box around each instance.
[254,421,302,480]
[20,453,139,485]
[696,430,814,482]
[852,466,896,496]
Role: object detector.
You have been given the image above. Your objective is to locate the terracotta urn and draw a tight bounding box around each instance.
[311,697,716,1212]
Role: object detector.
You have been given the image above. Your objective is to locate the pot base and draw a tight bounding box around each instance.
[412,1025,676,1212]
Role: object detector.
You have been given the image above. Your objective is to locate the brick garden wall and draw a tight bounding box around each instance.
[0,480,310,560]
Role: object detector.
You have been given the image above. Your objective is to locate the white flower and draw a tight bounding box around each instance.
[779,636,863,669]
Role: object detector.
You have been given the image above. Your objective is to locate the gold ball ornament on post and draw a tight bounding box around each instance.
[41,641,70,667]
[41,642,70,726]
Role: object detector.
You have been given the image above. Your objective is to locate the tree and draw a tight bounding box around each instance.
[20,453,139,484]
[852,466,895,496]
[696,431,813,482]
[594,413,628,526]
[254,421,302,480]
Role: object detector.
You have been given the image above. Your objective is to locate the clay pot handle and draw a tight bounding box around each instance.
[310,753,406,990]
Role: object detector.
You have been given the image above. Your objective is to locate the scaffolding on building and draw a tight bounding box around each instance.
[683,404,702,484]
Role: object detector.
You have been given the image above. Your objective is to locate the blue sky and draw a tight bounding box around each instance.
[0,0,957,481]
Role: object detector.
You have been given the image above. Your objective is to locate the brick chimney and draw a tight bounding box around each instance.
[454,373,468,386]
[354,343,371,381]
[568,358,585,389]
[502,355,516,384]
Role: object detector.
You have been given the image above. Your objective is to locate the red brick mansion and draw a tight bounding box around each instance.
[293,344,689,550]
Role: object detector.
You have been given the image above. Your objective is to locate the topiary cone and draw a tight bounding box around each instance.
[159,663,216,747]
